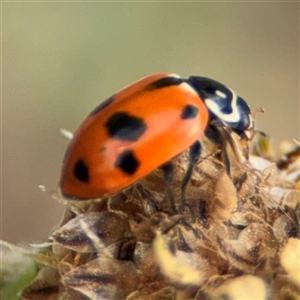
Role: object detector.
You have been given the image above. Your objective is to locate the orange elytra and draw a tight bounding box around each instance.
[60,73,209,199]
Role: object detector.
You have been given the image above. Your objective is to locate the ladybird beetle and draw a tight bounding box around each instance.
[60,73,252,209]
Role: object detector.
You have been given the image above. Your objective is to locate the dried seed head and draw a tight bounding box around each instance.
[21,136,300,299]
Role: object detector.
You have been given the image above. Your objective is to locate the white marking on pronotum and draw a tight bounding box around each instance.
[60,128,74,140]
[216,90,227,99]
[169,73,181,78]
[165,74,199,97]
[205,89,242,124]
[180,81,200,98]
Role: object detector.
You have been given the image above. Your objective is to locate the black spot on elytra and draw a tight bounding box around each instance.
[115,150,140,175]
[105,112,146,141]
[73,159,89,183]
[89,96,114,116]
[147,76,185,90]
[181,104,199,119]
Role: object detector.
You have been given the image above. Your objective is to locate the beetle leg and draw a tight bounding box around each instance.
[205,123,231,175]
[181,140,201,222]
[161,162,178,214]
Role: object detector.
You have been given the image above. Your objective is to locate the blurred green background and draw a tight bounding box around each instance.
[2,2,299,243]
